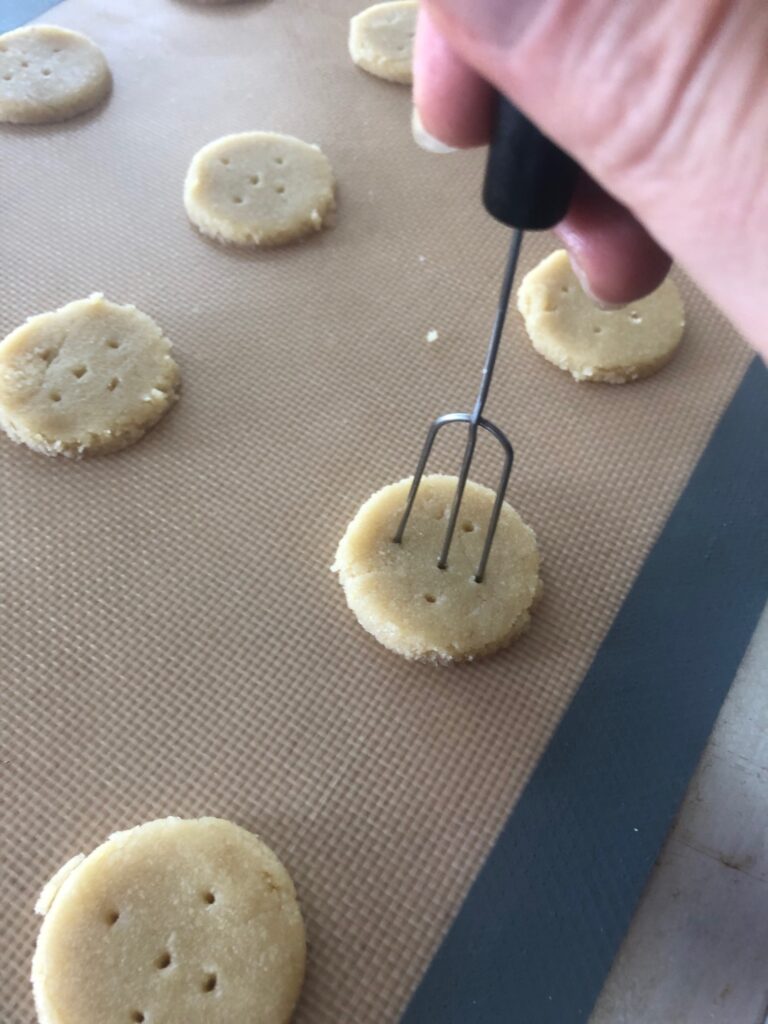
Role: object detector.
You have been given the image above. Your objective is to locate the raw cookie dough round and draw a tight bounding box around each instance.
[0,294,180,458]
[517,249,685,383]
[333,474,540,662]
[349,1,418,84]
[0,25,110,124]
[32,817,306,1024]
[184,132,336,247]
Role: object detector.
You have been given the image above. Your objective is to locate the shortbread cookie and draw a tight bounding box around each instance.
[333,474,540,662]
[349,1,418,84]
[0,26,110,124]
[32,817,306,1024]
[0,294,180,458]
[517,249,685,383]
[184,132,335,247]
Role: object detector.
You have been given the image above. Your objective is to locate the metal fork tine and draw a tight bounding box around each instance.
[474,420,515,582]
[393,229,524,578]
[438,423,477,570]
[393,414,467,544]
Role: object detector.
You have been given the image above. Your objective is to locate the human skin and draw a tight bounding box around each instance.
[414,0,768,357]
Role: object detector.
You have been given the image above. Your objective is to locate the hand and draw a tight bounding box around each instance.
[414,0,768,357]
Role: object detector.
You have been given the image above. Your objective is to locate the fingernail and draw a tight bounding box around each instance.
[570,255,626,311]
[411,107,457,154]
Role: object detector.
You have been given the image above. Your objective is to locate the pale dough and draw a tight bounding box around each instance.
[0,25,110,124]
[0,294,180,458]
[32,817,306,1024]
[184,132,336,247]
[349,1,418,85]
[333,474,540,663]
[517,249,685,383]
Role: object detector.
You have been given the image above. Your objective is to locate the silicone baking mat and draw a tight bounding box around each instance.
[1,2,765,1022]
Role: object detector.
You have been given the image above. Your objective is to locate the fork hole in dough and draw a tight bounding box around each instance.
[333,475,541,662]
[31,818,305,1023]
[0,294,180,458]
[106,910,120,926]
[0,26,111,125]
[203,890,216,905]
[348,0,418,84]
[517,249,684,383]
[461,521,476,533]
[183,131,335,247]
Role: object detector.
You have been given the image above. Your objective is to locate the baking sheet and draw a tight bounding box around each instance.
[0,1,753,1020]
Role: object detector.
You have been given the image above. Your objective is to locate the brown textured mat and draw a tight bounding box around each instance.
[0,1,752,1021]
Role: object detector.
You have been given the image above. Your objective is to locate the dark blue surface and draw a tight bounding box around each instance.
[0,1,59,32]
[403,358,768,1024]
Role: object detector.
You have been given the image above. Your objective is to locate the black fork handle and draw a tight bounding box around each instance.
[483,94,579,230]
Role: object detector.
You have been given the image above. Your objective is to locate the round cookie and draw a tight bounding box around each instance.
[0,294,180,458]
[184,132,336,247]
[333,474,541,663]
[32,817,306,1024]
[349,1,418,85]
[0,25,110,125]
[517,249,685,383]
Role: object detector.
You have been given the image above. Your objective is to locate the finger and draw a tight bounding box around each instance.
[413,7,494,149]
[424,0,768,352]
[415,4,670,304]
[555,174,672,306]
